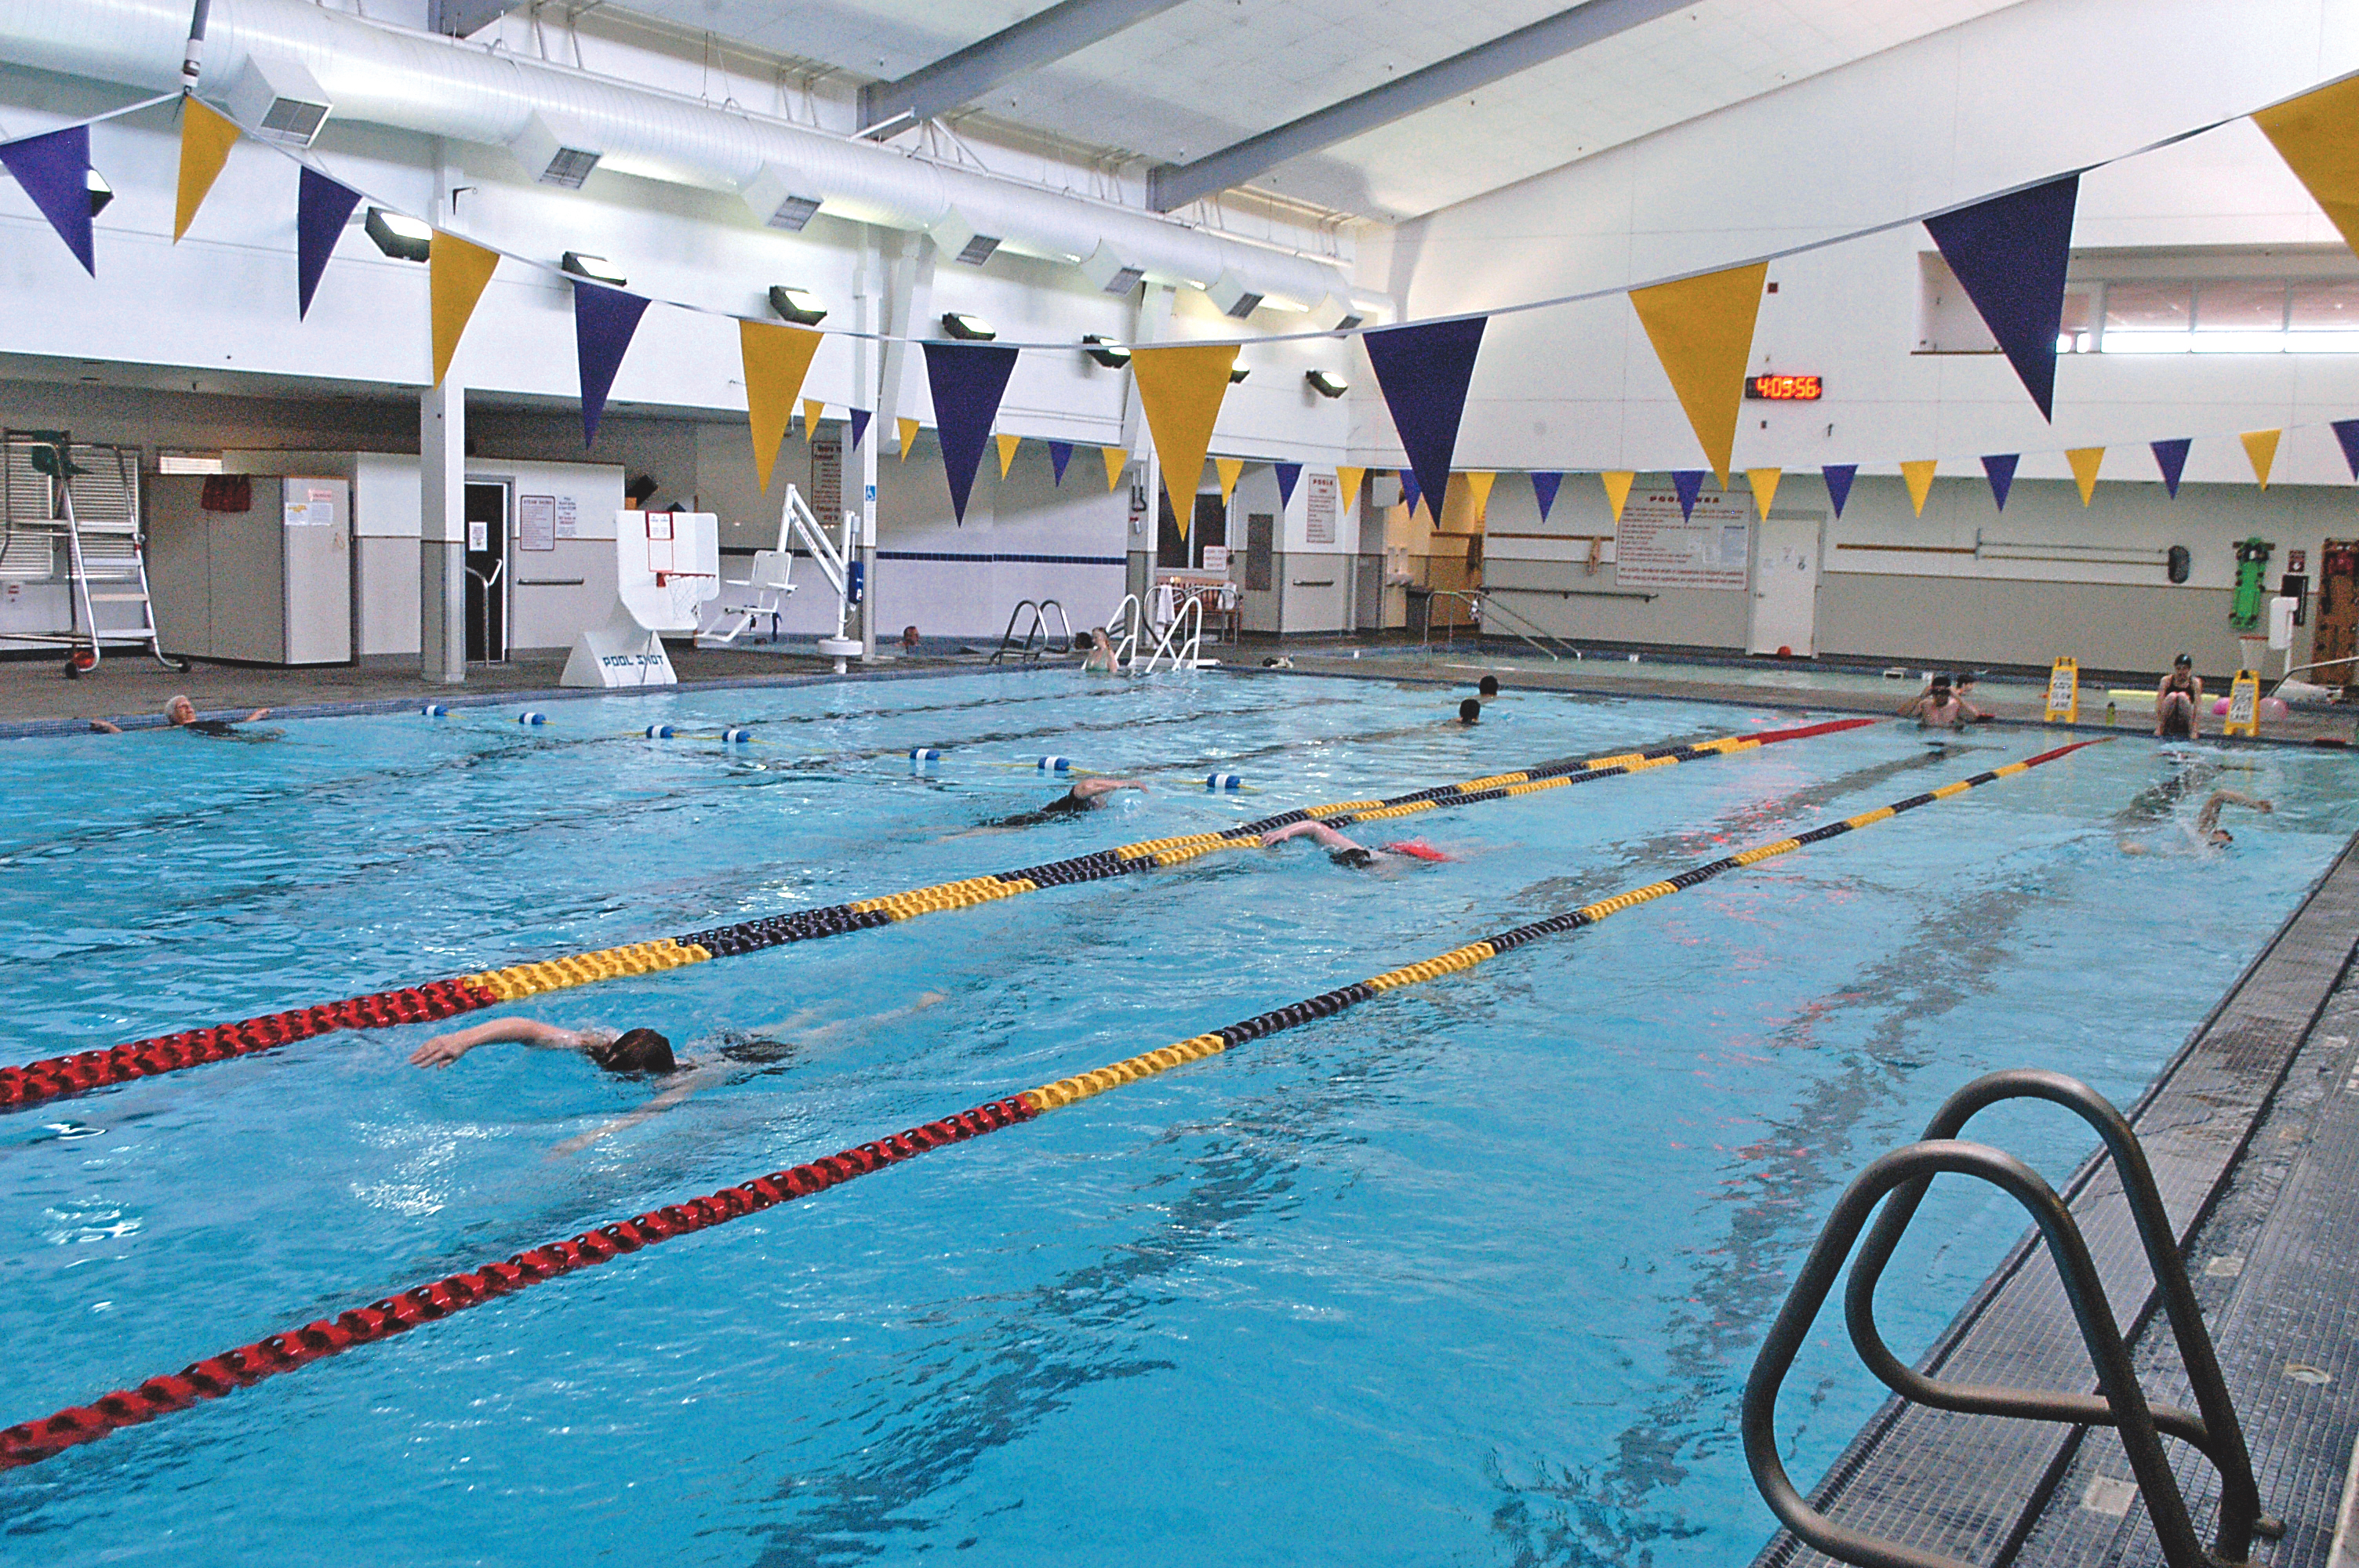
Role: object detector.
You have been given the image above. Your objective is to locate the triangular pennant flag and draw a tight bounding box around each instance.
[1048,440,1074,485]
[0,125,94,274]
[2333,420,2359,480]
[1398,467,1422,519]
[1745,467,1782,517]
[921,341,1020,523]
[2150,437,2190,497]
[1601,471,1636,524]
[1361,317,1487,524]
[802,397,825,436]
[1101,445,1127,492]
[1921,176,2079,420]
[1274,462,1302,509]
[1214,456,1245,504]
[1629,263,1768,485]
[1529,471,1563,521]
[2243,429,2281,488]
[174,96,241,243]
[896,416,921,462]
[850,408,872,449]
[429,229,500,386]
[1462,470,1497,523]
[738,320,823,492]
[2066,447,2105,506]
[1823,465,1858,518]
[294,167,361,321]
[1900,461,1937,517]
[2254,78,2359,259]
[1671,470,1705,521]
[1129,343,1238,525]
[997,431,1021,480]
[572,281,651,448]
[1981,453,2019,511]
[1337,466,1365,514]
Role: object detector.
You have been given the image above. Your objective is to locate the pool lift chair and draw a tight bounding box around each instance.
[698,483,864,670]
[2,430,184,678]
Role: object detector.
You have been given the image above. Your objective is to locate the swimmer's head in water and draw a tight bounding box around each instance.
[2212,829,2234,845]
[165,694,197,725]
[588,1027,675,1075]
[1478,675,1499,696]
[1928,674,1952,693]
[1459,698,1481,723]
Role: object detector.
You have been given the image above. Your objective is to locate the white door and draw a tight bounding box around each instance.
[1749,512,1823,656]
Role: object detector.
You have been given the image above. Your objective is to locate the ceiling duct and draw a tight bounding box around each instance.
[1079,241,1145,297]
[1205,269,1264,320]
[511,111,603,189]
[740,164,823,231]
[0,0,1350,309]
[930,209,1004,267]
[223,53,329,148]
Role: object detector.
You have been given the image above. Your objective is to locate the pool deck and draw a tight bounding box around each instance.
[1747,826,2359,1568]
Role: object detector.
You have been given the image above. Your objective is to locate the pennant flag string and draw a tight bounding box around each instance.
[1823,465,1857,518]
[1336,466,1366,514]
[295,167,361,321]
[922,342,1020,522]
[1628,263,1768,488]
[1048,441,1074,485]
[2152,437,2190,497]
[1274,462,1303,510]
[1461,470,1497,523]
[1601,471,1636,524]
[849,409,872,449]
[1214,456,1245,505]
[896,417,922,463]
[996,431,1022,481]
[1899,460,1936,517]
[1744,467,1782,517]
[739,321,823,492]
[428,228,500,387]
[1671,470,1705,521]
[173,96,241,243]
[573,281,652,447]
[2333,420,2359,480]
[1981,453,2019,511]
[802,397,825,436]
[1362,318,1487,523]
[0,125,95,274]
[1530,471,1563,521]
[2066,446,2105,506]
[1130,343,1238,533]
[1100,445,1128,493]
[1920,176,2079,420]
[2243,429,2281,488]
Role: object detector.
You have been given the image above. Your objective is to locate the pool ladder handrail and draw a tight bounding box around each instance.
[1743,1068,2271,1568]
[1140,592,1203,673]
[1107,593,1141,669]
[989,598,1073,664]
[1423,588,1581,662]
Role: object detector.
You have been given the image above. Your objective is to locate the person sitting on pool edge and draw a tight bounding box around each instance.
[89,693,271,735]
[1261,818,1453,869]
[2156,654,2204,739]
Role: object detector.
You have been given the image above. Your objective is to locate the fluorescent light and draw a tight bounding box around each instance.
[365,208,432,262]
[940,312,997,341]
[1305,368,1349,398]
[562,252,627,287]
[768,285,827,325]
[1081,335,1131,369]
[1227,365,1251,384]
[158,451,224,475]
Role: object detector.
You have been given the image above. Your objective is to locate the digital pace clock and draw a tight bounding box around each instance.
[1744,374,1823,400]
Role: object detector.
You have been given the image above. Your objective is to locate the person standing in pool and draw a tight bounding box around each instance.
[89,693,271,736]
[1077,627,1118,673]
[1478,675,1501,698]
[1898,675,1970,729]
[1261,818,1452,869]
[1454,698,1482,725]
[2156,655,2204,739]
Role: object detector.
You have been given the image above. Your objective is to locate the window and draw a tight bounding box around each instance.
[2063,247,2359,354]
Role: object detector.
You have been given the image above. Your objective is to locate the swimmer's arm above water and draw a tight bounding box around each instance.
[1260,819,1358,851]
[412,1017,591,1068]
[551,1063,726,1156]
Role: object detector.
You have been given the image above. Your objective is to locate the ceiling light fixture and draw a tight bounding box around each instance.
[365,208,432,262]
[1081,335,1131,369]
[768,285,828,325]
[940,312,998,341]
[85,169,112,216]
[1228,365,1251,384]
[1305,368,1350,399]
[561,252,627,287]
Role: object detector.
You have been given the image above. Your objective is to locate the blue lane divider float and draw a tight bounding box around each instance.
[910,746,943,763]
[420,703,449,718]
[1205,772,1245,791]
[645,724,677,739]
[518,712,547,726]
[1037,756,1071,772]
[723,728,753,744]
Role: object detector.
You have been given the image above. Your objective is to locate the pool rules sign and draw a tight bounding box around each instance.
[1616,486,1750,590]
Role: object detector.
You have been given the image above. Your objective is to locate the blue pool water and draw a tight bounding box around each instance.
[2,671,2354,1566]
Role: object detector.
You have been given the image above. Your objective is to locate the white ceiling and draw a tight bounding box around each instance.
[596,0,2032,220]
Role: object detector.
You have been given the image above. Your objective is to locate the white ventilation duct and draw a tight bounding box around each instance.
[224,52,329,149]
[0,0,1351,307]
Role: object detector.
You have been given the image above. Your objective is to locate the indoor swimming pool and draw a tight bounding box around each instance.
[3,670,2354,1566]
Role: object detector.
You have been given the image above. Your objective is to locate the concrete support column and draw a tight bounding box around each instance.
[855,227,881,660]
[420,377,467,684]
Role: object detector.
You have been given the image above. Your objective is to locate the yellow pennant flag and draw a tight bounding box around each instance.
[1901,460,1938,517]
[429,230,502,387]
[1601,471,1636,524]
[1101,445,1128,492]
[1336,466,1365,514]
[2243,429,2281,488]
[174,96,242,243]
[2254,78,2359,257]
[997,431,1022,480]
[1628,262,1769,488]
[738,321,823,492]
[802,397,825,436]
[1461,470,1497,523]
[2066,447,2105,506]
[897,417,921,463]
[1129,343,1238,530]
[1746,467,1783,517]
[1214,456,1245,504]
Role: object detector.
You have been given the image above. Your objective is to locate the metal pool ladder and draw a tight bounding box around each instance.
[988,598,1072,664]
[1743,1068,2274,1568]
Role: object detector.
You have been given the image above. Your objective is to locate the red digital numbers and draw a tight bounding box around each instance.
[1745,374,1823,401]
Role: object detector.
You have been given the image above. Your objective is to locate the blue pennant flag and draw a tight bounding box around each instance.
[573,281,651,447]
[296,168,361,321]
[850,408,872,449]
[1398,467,1421,518]
[1362,317,1486,523]
[921,341,1021,524]
[2334,419,2359,480]
[1529,471,1563,522]
[1274,462,1302,510]
[2150,437,2191,499]
[1671,470,1704,521]
[1048,440,1074,485]
[1823,464,1858,518]
[1921,176,2079,420]
[0,124,93,274]
[1981,453,2019,511]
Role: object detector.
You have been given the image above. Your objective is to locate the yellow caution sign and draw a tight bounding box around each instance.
[2221,669,2262,737]
[2044,658,2080,724]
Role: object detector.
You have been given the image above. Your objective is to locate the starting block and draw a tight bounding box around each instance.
[562,510,720,688]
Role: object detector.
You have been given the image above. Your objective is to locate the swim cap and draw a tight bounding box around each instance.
[1382,839,1452,863]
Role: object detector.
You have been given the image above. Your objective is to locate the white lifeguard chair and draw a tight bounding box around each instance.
[561,510,719,688]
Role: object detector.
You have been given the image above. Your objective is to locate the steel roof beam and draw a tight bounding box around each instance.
[1147,0,1690,211]
[860,0,1194,136]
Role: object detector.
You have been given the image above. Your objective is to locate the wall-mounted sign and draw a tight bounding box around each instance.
[1744,374,1823,401]
[518,494,557,551]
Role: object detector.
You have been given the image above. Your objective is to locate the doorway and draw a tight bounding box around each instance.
[464,480,509,663]
[1748,511,1823,656]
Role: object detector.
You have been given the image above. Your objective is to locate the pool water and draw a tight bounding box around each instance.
[2,671,2352,1566]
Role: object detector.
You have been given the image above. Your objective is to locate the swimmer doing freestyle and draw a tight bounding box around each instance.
[1260,818,1452,869]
